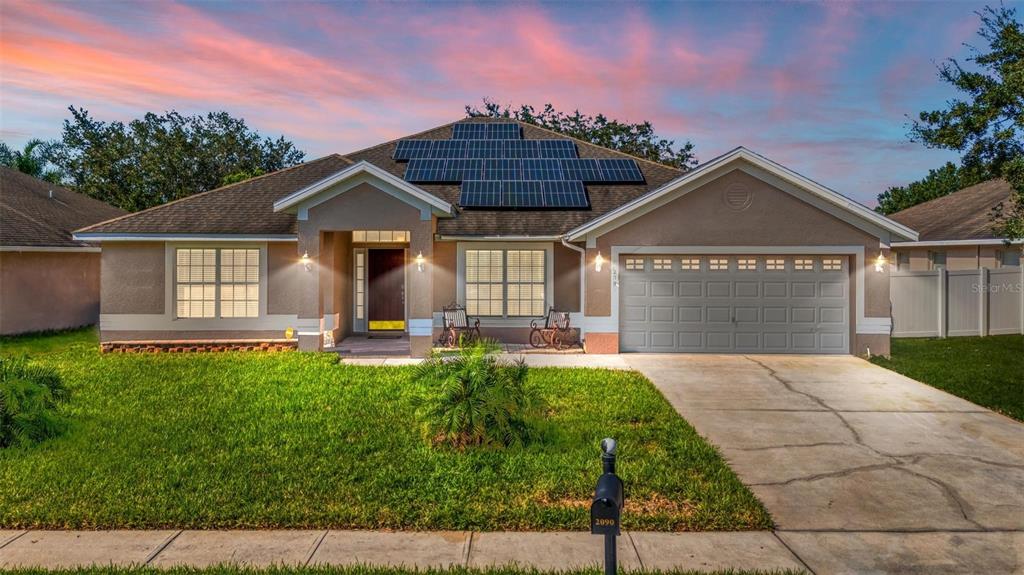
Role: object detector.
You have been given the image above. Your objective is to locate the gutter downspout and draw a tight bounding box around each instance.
[561,235,586,341]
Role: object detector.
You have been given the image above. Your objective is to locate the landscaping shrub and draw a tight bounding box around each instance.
[413,340,544,449]
[0,356,69,447]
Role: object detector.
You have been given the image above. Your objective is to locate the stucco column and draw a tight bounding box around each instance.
[583,245,618,353]
[296,226,322,351]
[407,217,435,357]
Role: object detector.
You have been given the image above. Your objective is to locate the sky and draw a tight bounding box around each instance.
[0,0,1008,206]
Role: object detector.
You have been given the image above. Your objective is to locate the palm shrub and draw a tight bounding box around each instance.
[0,356,69,447]
[413,340,545,449]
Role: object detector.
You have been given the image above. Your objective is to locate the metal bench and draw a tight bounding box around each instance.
[529,307,573,349]
[438,303,481,347]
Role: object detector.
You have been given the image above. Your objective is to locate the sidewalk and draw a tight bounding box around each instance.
[0,529,806,571]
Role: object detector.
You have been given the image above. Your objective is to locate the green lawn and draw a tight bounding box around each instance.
[0,330,769,531]
[871,335,1024,421]
[3,567,803,575]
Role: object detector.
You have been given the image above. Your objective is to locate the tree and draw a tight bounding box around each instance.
[876,162,993,214]
[466,99,697,170]
[0,139,62,183]
[47,107,306,211]
[898,4,1023,238]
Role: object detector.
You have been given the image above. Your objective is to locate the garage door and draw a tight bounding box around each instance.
[620,255,849,353]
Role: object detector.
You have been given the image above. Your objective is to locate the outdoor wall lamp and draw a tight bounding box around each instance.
[415,251,425,272]
[301,251,312,272]
[874,253,887,272]
[595,251,605,272]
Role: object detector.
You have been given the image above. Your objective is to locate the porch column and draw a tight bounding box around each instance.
[296,226,322,351]
[408,218,435,357]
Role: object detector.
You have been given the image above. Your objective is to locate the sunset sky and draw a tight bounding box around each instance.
[0,0,1002,206]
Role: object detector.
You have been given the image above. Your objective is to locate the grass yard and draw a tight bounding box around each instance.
[1,567,804,575]
[0,329,769,531]
[871,335,1024,421]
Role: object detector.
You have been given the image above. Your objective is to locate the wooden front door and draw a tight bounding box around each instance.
[367,249,405,331]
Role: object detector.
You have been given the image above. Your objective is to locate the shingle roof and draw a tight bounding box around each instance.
[0,167,126,247]
[888,179,1014,241]
[78,118,684,237]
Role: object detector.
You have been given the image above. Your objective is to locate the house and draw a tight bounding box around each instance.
[888,179,1022,271]
[1,167,126,335]
[74,118,917,356]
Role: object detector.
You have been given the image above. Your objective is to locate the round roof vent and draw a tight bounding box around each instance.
[723,183,753,211]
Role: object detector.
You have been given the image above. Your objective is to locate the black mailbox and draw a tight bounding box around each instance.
[591,473,623,534]
[591,437,625,575]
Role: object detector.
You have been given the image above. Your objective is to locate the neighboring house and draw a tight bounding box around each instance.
[888,179,1022,271]
[75,118,916,356]
[0,167,126,335]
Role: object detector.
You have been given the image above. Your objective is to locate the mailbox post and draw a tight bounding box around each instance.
[591,438,623,575]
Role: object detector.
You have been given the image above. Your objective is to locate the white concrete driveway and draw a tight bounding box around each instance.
[625,354,1024,574]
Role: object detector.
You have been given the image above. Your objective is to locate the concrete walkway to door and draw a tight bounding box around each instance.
[626,354,1024,574]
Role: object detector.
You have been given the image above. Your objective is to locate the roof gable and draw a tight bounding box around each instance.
[566,147,918,243]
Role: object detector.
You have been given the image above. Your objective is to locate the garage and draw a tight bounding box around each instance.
[619,254,849,353]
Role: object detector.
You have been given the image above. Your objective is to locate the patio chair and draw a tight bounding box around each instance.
[529,307,573,349]
[438,303,481,347]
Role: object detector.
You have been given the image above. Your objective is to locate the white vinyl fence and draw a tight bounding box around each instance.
[891,268,1024,338]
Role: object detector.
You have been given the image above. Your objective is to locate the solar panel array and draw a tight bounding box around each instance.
[392,123,644,209]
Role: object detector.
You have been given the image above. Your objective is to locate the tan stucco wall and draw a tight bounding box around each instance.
[0,251,102,335]
[588,168,889,318]
[267,242,300,315]
[553,242,582,313]
[101,242,165,314]
[432,241,457,311]
[896,245,1004,271]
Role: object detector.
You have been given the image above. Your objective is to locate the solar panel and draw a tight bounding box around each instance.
[432,140,467,159]
[597,159,644,182]
[522,159,564,180]
[542,181,589,208]
[503,181,544,208]
[487,123,521,140]
[393,140,435,161]
[560,158,602,181]
[452,124,487,140]
[460,181,502,207]
[537,140,577,158]
[483,159,520,180]
[442,159,483,181]
[503,140,539,159]
[466,139,504,159]
[404,159,447,182]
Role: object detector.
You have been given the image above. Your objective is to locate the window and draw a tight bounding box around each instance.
[176,249,217,318]
[625,258,644,270]
[219,249,259,318]
[997,249,1021,268]
[897,252,910,271]
[465,250,504,316]
[766,258,786,271]
[464,248,545,317]
[355,251,365,319]
[929,251,946,270]
[737,258,757,271]
[709,258,729,271]
[680,257,700,270]
[653,258,672,270]
[506,250,545,316]
[794,258,814,271]
[822,258,842,271]
[352,230,409,243]
[175,248,260,319]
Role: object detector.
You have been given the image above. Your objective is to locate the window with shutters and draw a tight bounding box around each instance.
[464,249,546,317]
[175,248,260,319]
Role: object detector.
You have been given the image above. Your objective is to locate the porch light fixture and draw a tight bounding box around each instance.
[301,251,312,272]
[594,251,605,272]
[415,251,425,272]
[874,253,887,272]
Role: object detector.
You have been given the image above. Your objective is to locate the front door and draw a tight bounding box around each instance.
[367,248,405,331]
